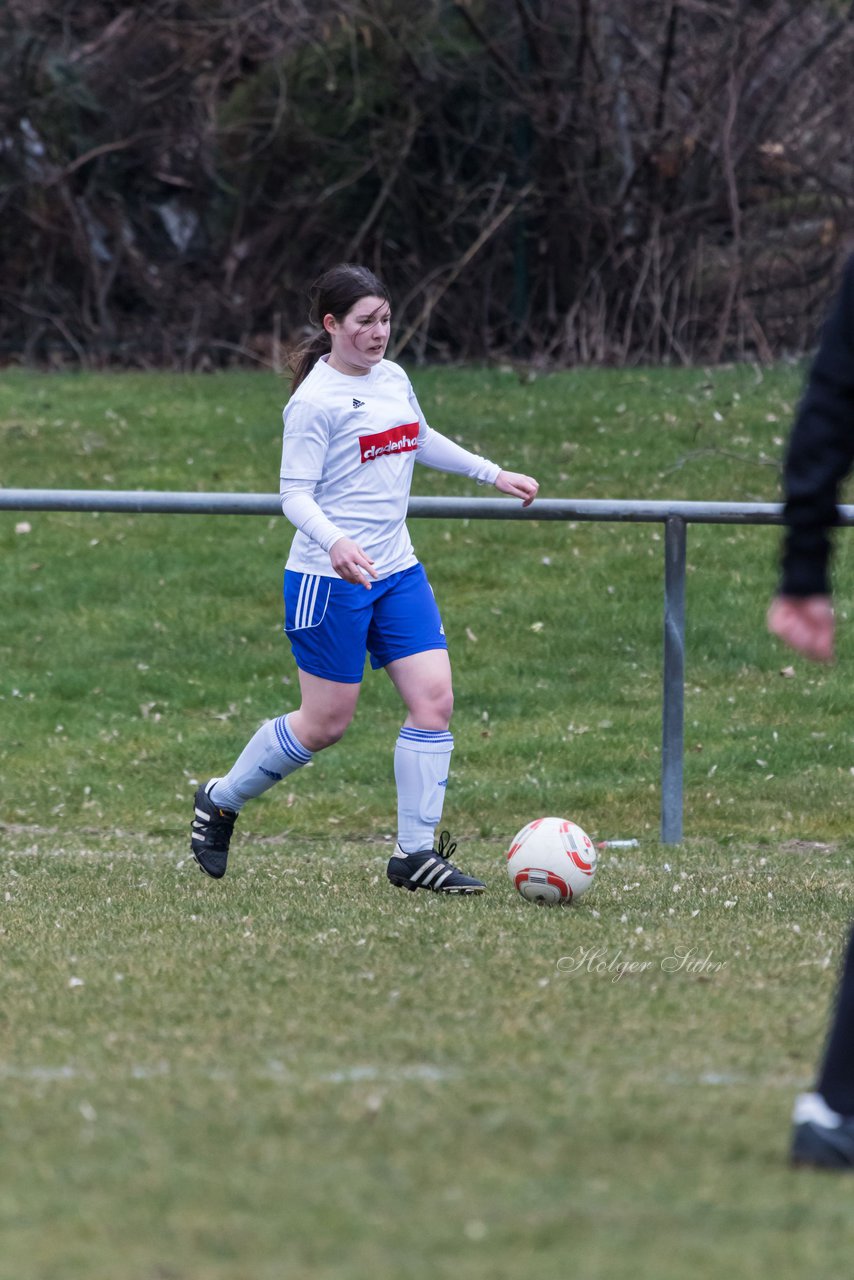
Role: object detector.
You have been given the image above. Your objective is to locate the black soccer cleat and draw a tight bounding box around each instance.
[387,830,485,895]
[190,779,238,879]
[791,1093,854,1171]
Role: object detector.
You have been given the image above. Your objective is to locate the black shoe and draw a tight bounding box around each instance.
[191,780,237,879]
[387,830,485,894]
[791,1093,854,1170]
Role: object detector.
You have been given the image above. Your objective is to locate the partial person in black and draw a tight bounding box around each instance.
[768,253,854,1169]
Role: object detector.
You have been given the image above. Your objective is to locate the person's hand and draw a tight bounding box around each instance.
[495,470,539,507]
[767,594,835,663]
[329,537,377,589]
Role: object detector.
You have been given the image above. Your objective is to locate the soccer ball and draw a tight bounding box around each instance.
[507,816,597,904]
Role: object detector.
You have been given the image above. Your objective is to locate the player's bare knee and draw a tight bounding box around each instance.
[410,685,453,730]
[292,707,354,752]
[437,686,454,726]
[312,716,352,750]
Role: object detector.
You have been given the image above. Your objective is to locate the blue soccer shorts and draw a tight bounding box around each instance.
[283,562,448,684]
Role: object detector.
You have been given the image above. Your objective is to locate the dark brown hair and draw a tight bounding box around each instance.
[289,263,391,390]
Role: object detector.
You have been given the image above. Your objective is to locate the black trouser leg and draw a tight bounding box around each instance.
[817,925,854,1115]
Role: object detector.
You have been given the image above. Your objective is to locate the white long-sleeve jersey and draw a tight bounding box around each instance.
[280,356,501,579]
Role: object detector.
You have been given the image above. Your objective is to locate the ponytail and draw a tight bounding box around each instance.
[289,330,330,391]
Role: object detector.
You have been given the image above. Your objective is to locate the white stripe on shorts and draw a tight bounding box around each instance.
[295,574,320,630]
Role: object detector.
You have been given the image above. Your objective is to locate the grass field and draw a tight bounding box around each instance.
[3,364,854,1279]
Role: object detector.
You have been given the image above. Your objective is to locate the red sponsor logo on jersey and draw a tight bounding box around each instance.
[359,422,419,463]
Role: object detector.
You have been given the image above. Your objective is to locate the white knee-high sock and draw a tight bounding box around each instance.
[394,727,454,852]
[210,714,312,811]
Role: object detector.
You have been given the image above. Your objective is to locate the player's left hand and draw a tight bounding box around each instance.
[767,593,835,663]
[495,470,539,507]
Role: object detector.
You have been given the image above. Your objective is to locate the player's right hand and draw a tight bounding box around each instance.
[329,537,377,589]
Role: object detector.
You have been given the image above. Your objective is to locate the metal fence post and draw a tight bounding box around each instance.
[661,515,687,843]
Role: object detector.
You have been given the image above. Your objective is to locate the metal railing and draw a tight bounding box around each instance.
[4,488,845,843]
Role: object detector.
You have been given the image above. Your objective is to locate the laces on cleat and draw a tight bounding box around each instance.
[434,830,457,862]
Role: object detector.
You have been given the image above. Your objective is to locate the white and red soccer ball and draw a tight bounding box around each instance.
[507,816,597,904]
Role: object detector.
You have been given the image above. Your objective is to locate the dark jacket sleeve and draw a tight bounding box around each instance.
[781,256,854,596]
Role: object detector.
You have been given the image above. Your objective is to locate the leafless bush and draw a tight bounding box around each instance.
[1,0,852,367]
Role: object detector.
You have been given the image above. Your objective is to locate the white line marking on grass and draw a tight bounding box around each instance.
[0,1061,457,1086]
[665,1070,809,1088]
[318,1064,455,1085]
[0,1064,83,1081]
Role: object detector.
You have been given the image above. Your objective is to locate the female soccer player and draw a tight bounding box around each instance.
[191,263,539,893]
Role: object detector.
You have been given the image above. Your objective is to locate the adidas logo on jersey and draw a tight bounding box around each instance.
[352,398,365,409]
